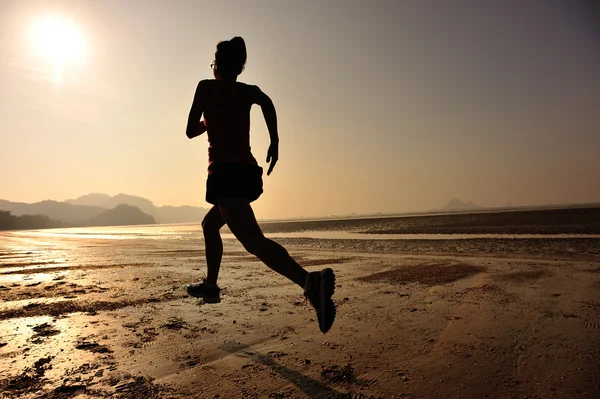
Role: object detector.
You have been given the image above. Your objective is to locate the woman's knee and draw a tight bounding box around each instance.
[240,235,266,256]
[202,215,222,234]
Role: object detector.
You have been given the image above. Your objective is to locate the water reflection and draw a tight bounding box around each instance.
[7,226,599,242]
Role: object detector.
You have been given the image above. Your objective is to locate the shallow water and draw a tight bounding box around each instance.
[3,224,600,242]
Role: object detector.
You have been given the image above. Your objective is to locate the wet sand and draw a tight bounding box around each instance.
[258,206,600,235]
[1,222,599,398]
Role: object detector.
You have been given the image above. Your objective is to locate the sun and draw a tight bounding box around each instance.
[29,15,86,81]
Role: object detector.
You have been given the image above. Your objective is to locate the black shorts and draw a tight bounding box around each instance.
[206,163,263,205]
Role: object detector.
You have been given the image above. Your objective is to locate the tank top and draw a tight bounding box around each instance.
[198,79,260,170]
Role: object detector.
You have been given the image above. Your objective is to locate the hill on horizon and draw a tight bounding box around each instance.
[66,193,208,224]
[0,199,106,223]
[0,204,155,230]
[437,198,482,212]
[1,193,209,224]
[66,193,155,215]
[83,204,156,226]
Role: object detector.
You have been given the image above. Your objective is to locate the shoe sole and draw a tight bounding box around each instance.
[186,286,221,303]
[202,294,221,304]
[319,268,336,333]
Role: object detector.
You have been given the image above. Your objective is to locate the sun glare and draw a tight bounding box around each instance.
[29,15,86,82]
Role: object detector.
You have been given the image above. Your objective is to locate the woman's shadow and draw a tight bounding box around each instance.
[219,341,350,398]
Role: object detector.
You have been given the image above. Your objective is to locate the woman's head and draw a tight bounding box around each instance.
[212,37,246,80]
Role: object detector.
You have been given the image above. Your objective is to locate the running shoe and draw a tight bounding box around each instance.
[186,280,221,303]
[304,268,336,333]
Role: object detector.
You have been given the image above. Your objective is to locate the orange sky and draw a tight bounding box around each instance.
[1,1,599,218]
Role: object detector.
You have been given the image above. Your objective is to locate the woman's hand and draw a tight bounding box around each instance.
[198,119,207,135]
[266,143,278,175]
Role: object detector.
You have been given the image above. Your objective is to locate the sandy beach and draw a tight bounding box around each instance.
[1,214,599,398]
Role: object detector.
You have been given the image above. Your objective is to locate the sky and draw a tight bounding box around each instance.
[1,0,599,219]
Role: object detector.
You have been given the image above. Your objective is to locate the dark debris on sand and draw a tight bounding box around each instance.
[34,375,170,399]
[129,327,160,348]
[0,356,54,397]
[161,317,188,330]
[111,375,173,399]
[38,384,88,399]
[1,356,171,399]
[0,295,185,321]
[359,263,484,286]
[75,341,113,354]
[30,322,61,343]
[321,363,357,384]
[0,369,47,397]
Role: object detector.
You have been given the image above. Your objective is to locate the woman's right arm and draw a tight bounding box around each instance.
[186,81,207,139]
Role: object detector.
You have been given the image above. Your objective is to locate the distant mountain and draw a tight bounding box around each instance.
[66,193,155,216]
[1,193,208,225]
[0,201,154,229]
[0,199,106,223]
[64,193,113,208]
[83,204,156,226]
[66,193,208,223]
[438,199,482,212]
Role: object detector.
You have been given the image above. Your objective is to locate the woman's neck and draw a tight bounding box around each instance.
[217,75,237,82]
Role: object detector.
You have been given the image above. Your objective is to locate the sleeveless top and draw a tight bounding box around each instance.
[198,80,261,171]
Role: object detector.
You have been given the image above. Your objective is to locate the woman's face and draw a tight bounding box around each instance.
[210,61,220,80]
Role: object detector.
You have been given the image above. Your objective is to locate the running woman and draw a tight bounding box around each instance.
[185,37,336,333]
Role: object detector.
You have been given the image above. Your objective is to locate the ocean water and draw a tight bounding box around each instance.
[3,223,599,242]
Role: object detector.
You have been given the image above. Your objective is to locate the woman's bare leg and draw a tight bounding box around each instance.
[217,198,308,288]
[202,205,226,285]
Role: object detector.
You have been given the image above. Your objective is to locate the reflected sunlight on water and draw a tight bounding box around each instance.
[4,224,600,242]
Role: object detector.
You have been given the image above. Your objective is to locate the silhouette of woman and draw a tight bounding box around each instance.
[185,37,336,333]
